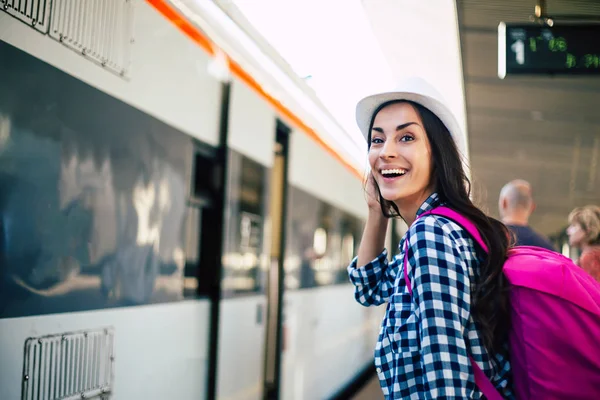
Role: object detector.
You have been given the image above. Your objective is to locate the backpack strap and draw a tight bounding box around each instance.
[402,206,503,400]
[425,206,489,253]
[403,206,489,293]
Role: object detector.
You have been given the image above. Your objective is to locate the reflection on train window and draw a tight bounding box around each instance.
[0,43,197,317]
[284,186,364,290]
[221,150,269,297]
[389,219,408,261]
[313,228,327,255]
[341,234,355,266]
[183,206,201,298]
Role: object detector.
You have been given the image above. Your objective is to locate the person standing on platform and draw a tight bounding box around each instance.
[347,78,514,399]
[498,179,556,251]
[567,205,600,283]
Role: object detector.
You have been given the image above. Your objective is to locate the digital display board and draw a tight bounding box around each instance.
[498,22,600,78]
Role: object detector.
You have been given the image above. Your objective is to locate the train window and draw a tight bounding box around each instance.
[184,146,219,299]
[183,206,202,298]
[191,147,217,204]
[220,150,269,297]
[0,40,224,317]
[283,185,366,289]
[335,213,360,285]
[313,228,328,255]
[341,234,354,266]
[284,186,317,290]
[389,219,407,261]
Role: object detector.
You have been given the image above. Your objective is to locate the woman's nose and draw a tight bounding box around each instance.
[380,141,397,159]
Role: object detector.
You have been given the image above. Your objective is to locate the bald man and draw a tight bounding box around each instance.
[498,179,556,251]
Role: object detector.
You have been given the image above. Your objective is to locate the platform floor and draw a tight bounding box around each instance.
[350,377,383,400]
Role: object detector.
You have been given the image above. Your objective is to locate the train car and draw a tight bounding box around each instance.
[0,1,386,399]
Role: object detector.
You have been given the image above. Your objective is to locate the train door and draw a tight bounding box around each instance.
[263,122,291,400]
[213,78,289,400]
[214,145,271,400]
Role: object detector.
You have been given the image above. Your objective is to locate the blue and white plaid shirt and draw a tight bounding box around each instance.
[348,193,514,399]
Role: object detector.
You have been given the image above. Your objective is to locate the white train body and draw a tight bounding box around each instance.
[0,1,385,399]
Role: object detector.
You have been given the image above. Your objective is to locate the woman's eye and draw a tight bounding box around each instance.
[400,135,414,142]
[371,137,384,144]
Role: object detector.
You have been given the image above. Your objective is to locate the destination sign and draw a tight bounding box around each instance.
[498,22,600,78]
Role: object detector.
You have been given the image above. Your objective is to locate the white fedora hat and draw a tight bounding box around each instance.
[355,77,466,156]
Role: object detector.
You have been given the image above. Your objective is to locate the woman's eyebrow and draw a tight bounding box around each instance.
[371,122,419,133]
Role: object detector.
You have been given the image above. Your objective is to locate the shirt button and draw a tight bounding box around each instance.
[376,368,382,374]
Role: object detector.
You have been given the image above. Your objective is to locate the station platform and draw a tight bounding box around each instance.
[350,377,383,400]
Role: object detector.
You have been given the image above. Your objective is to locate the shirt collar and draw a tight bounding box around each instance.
[414,192,442,218]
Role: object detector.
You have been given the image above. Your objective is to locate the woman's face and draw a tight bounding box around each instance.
[567,222,587,247]
[368,102,434,208]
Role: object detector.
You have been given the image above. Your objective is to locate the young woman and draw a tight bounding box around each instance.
[347,78,514,399]
[567,205,600,283]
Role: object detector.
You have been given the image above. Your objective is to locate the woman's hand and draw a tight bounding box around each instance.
[357,172,389,267]
[365,173,382,213]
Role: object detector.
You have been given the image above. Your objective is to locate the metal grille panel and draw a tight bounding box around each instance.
[49,0,134,76]
[0,0,51,32]
[22,328,115,400]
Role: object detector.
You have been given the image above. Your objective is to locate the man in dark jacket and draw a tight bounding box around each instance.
[498,179,556,251]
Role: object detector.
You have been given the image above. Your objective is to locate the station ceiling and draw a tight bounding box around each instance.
[458,0,600,236]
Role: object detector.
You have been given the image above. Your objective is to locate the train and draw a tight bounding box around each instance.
[0,0,404,399]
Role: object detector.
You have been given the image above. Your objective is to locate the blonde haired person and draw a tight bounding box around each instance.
[567,205,600,283]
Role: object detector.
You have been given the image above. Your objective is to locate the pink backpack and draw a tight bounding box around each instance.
[404,207,600,399]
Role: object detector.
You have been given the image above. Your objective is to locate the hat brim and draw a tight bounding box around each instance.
[356,91,466,157]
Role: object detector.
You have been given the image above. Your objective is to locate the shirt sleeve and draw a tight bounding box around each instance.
[407,216,474,399]
[347,248,401,306]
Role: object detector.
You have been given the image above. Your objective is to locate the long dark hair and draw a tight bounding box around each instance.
[368,100,511,354]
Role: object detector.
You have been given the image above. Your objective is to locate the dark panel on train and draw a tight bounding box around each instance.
[284,186,363,289]
[221,151,270,297]
[0,41,214,318]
